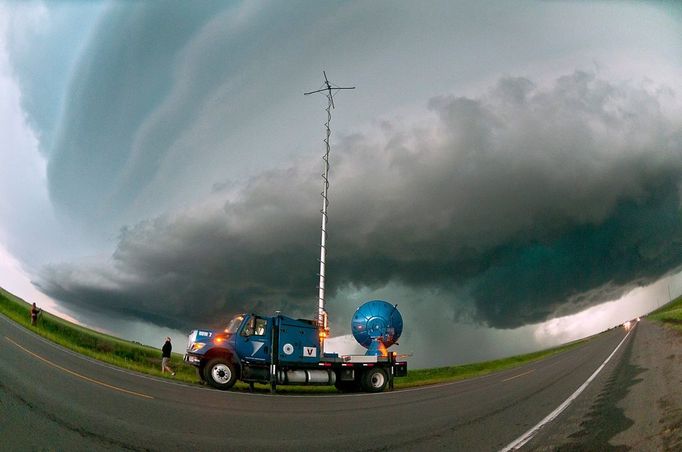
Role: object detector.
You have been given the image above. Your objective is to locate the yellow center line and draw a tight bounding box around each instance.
[501,369,535,382]
[5,336,154,400]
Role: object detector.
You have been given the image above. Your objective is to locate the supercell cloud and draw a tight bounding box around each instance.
[38,71,682,330]
[3,1,682,363]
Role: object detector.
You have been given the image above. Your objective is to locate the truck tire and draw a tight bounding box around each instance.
[205,358,237,390]
[361,367,388,393]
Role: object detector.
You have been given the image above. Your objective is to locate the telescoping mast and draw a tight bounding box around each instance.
[304,72,355,347]
[182,73,408,393]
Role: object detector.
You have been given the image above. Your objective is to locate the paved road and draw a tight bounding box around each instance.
[0,313,636,451]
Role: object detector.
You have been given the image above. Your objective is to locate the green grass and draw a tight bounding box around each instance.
[647,295,682,330]
[1,286,589,393]
[0,287,196,382]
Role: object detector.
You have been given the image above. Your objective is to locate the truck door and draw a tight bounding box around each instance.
[236,315,271,364]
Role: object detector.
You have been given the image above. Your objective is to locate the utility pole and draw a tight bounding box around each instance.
[304,72,355,341]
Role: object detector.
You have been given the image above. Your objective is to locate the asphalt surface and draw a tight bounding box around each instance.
[0,313,644,451]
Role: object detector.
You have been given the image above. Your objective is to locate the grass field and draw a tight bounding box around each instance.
[647,295,682,330]
[0,287,197,382]
[1,286,589,393]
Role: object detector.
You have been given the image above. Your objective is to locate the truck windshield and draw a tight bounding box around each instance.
[225,315,244,334]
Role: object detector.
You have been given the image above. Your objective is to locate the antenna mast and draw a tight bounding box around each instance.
[304,71,355,338]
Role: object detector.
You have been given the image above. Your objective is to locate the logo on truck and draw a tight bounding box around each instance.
[303,346,317,357]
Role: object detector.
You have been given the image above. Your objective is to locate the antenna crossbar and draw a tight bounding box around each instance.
[304,71,355,109]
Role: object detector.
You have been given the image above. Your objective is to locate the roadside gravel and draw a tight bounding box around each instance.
[610,319,682,450]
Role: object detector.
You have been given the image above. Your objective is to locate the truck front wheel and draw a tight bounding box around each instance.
[361,367,388,393]
[205,358,237,390]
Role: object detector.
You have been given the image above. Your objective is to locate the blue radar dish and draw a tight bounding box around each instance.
[351,300,403,356]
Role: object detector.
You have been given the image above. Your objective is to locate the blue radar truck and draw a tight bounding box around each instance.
[184,300,407,393]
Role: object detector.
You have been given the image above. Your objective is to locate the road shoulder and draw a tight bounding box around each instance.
[609,319,682,450]
[527,320,682,450]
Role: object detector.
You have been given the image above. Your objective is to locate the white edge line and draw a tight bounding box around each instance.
[499,326,634,451]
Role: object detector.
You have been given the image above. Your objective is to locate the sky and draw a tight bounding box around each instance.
[1,0,681,368]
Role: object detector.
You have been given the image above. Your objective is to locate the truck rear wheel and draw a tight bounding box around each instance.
[361,367,388,393]
[205,358,237,390]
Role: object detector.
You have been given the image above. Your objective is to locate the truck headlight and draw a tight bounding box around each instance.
[190,342,206,352]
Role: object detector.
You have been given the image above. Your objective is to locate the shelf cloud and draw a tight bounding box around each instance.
[38,71,682,330]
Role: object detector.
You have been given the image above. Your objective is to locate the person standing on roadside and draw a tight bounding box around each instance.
[162,336,175,376]
[30,303,41,326]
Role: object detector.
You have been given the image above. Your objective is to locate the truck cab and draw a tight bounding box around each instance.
[186,313,325,390]
[186,314,267,388]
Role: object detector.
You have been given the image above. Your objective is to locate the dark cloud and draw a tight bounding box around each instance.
[469,181,682,327]
[38,71,682,330]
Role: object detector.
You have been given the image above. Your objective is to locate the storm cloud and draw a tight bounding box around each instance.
[38,71,682,330]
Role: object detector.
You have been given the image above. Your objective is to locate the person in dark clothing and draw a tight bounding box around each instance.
[161,337,175,376]
[30,303,41,326]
